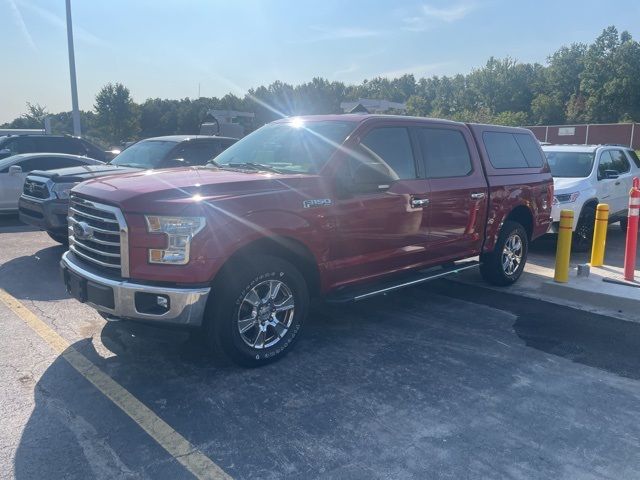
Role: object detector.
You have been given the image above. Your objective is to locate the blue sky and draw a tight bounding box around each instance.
[1,0,639,123]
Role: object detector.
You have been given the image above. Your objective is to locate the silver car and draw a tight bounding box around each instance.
[0,153,103,212]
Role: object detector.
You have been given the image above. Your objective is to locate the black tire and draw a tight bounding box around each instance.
[47,231,68,245]
[571,206,595,253]
[204,255,309,367]
[480,221,528,286]
[620,218,628,233]
[620,217,640,233]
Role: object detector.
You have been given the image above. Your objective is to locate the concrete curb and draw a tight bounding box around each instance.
[540,280,640,319]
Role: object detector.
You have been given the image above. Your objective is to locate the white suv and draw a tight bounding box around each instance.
[542,144,640,251]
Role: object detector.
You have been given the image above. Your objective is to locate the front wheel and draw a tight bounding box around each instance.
[572,207,595,253]
[480,221,528,286]
[204,255,309,367]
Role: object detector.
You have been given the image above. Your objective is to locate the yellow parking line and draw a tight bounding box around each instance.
[0,289,231,480]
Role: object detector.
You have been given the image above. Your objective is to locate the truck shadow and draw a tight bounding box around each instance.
[0,245,69,301]
[12,284,640,478]
[431,281,640,381]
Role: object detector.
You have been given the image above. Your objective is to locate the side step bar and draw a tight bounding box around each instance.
[326,260,480,304]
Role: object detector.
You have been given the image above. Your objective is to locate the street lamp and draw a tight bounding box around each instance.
[65,0,81,136]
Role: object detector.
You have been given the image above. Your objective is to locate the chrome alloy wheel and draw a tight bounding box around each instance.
[502,233,523,276]
[237,279,295,349]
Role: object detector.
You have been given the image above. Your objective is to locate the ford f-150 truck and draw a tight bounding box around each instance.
[60,115,553,366]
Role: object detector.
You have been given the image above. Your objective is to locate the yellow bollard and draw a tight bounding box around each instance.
[554,209,574,283]
[590,203,609,267]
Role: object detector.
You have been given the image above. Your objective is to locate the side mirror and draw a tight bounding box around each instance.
[0,149,12,160]
[8,165,22,175]
[603,169,619,180]
[348,163,394,193]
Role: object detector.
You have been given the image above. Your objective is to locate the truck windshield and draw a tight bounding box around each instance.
[213,120,355,174]
[110,140,177,168]
[544,151,595,178]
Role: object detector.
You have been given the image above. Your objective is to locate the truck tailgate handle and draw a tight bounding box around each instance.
[470,192,486,199]
[410,197,430,208]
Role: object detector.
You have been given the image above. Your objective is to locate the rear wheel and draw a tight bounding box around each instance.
[204,255,309,367]
[47,231,68,245]
[480,221,528,286]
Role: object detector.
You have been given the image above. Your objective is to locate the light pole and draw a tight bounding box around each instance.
[65,0,81,136]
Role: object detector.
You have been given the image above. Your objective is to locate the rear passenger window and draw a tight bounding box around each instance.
[514,134,544,167]
[483,132,543,169]
[417,128,472,178]
[358,127,416,180]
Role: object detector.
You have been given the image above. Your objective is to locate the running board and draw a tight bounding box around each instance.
[325,260,480,304]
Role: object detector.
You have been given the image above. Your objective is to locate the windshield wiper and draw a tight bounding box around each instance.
[226,162,284,174]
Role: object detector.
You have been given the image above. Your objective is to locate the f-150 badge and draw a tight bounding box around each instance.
[303,199,332,208]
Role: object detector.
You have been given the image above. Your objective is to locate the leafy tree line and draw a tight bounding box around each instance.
[3,26,639,147]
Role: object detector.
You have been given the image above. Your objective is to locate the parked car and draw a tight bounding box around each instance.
[60,115,553,366]
[542,144,640,251]
[0,153,104,214]
[19,135,237,244]
[0,134,109,162]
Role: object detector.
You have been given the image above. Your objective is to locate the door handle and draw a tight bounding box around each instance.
[410,198,429,208]
[615,181,621,185]
[470,192,486,199]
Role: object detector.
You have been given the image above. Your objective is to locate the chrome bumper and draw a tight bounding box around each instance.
[60,251,210,327]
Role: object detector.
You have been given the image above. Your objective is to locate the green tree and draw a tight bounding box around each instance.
[576,27,640,122]
[405,94,430,116]
[545,43,586,102]
[94,83,139,144]
[531,93,565,124]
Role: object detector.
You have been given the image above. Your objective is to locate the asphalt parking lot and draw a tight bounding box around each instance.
[2,215,640,479]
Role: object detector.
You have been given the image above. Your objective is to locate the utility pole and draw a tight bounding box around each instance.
[65,0,81,136]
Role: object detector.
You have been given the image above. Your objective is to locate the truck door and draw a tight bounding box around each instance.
[327,125,431,285]
[415,125,488,261]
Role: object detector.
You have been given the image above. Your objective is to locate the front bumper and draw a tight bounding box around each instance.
[60,251,210,327]
[549,204,579,231]
[19,196,69,234]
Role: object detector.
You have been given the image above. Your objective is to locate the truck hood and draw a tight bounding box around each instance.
[553,177,590,193]
[31,164,139,183]
[73,166,314,213]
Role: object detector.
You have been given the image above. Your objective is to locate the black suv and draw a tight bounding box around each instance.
[19,135,237,243]
[0,134,108,162]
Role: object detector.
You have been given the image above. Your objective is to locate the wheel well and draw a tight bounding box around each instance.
[215,236,321,296]
[505,206,533,239]
[579,199,599,218]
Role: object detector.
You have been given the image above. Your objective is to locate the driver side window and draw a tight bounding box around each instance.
[598,150,630,179]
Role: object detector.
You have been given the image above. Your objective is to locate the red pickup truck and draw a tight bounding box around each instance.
[60,115,552,366]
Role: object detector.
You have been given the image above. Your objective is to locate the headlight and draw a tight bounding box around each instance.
[145,216,205,265]
[553,192,580,204]
[51,182,78,199]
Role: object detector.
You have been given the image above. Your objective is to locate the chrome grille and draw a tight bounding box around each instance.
[23,178,50,199]
[68,195,129,277]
